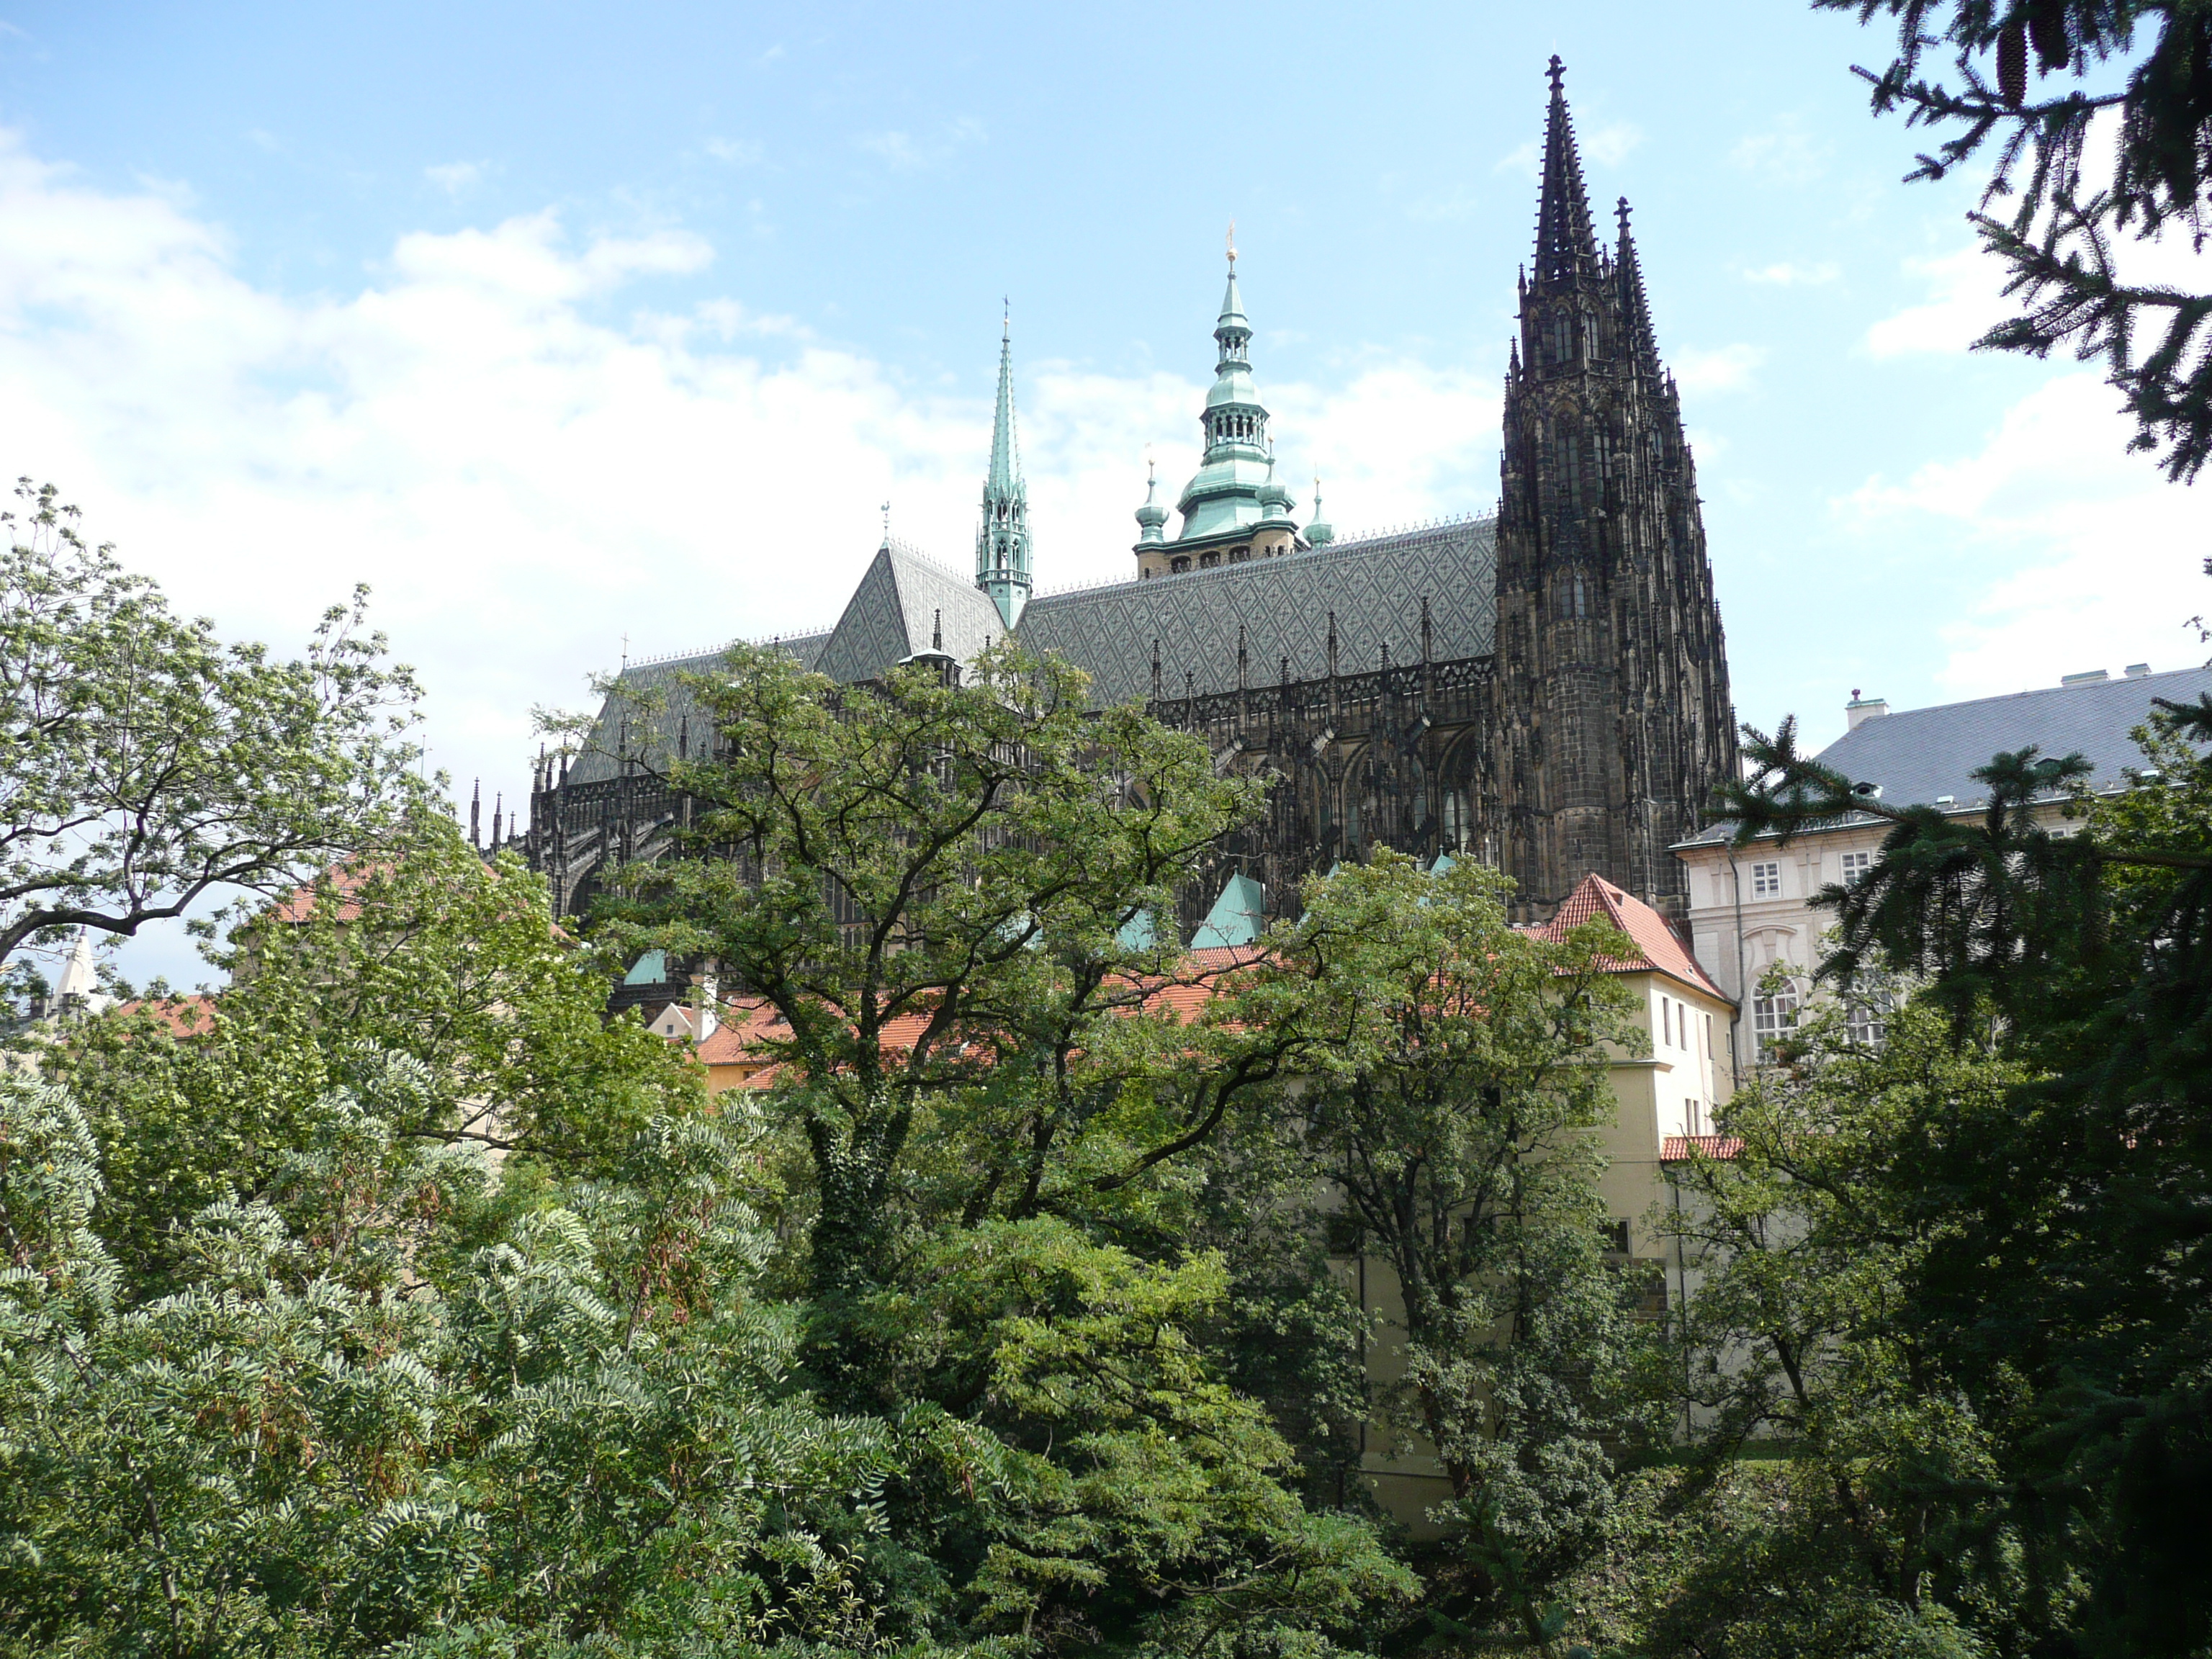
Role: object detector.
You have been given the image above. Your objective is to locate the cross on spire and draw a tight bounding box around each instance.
[1532,56,1598,287]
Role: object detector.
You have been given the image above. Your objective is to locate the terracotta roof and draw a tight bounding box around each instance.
[270,862,382,924]
[114,994,220,1037]
[688,947,1272,1089]
[1660,1134,1744,1162]
[1537,873,1725,999]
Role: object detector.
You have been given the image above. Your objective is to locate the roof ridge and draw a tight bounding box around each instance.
[1854,663,2212,726]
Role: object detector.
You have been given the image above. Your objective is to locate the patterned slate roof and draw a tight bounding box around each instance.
[570,517,1498,782]
[567,629,830,786]
[1019,516,1498,708]
[815,540,1009,685]
[1675,664,2212,847]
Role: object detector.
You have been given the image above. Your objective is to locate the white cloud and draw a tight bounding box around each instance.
[1865,245,2009,357]
[1493,139,1539,178]
[425,161,489,197]
[1729,125,1831,184]
[1494,122,1640,175]
[1672,343,1767,394]
[1583,122,1642,166]
[854,117,984,171]
[0,123,1501,889]
[1743,260,1838,287]
[1840,372,2204,698]
[704,136,765,166]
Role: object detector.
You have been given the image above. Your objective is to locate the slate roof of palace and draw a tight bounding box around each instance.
[1675,664,2212,849]
[570,516,1498,783]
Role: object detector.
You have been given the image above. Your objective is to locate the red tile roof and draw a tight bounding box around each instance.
[691,947,1272,1090]
[1537,873,1726,999]
[114,994,220,1037]
[1660,1134,1744,1162]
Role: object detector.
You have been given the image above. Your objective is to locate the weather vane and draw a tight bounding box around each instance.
[1226,218,1237,269]
[881,500,891,544]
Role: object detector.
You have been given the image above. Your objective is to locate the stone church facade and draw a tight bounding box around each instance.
[522,60,1737,932]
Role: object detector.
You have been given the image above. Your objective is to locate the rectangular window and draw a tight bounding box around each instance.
[1751,861,1781,898]
[1840,850,1873,888]
[1601,1218,1630,1255]
[1661,997,1672,1047]
[1686,1098,1704,1137]
[1845,984,1893,1048]
[1752,984,1799,1062]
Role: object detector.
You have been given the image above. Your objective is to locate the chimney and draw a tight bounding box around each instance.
[1845,689,1889,731]
[2125,662,2152,678]
[2061,669,2110,687]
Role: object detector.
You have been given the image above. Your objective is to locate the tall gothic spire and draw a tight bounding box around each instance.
[976,304,1033,629]
[1615,197,1663,377]
[1532,55,1598,287]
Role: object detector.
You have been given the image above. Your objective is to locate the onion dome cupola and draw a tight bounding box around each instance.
[1304,475,1334,547]
[1256,445,1298,531]
[1134,456,1169,547]
[974,307,1033,629]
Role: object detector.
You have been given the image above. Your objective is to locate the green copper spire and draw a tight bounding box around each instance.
[1171,231,1279,547]
[976,305,1032,628]
[1304,475,1334,547]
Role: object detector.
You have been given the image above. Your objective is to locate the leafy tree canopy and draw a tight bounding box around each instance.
[0,482,423,974]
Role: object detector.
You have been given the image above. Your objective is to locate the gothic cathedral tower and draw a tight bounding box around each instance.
[1493,59,1737,919]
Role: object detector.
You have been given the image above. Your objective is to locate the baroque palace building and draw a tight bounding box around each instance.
[523,60,1737,934]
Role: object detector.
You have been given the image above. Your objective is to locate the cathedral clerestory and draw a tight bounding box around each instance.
[524,58,1737,932]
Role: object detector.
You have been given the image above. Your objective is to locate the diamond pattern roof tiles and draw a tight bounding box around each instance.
[1020,516,1497,708]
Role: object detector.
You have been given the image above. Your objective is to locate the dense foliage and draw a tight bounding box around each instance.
[17,578,2208,1655]
[1700,696,2212,1657]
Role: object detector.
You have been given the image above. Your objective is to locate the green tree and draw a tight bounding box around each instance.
[584,642,1417,1655]
[1239,853,1653,1658]
[46,810,703,1289]
[0,1062,974,1658]
[1817,1,2212,481]
[1653,1001,2020,1657]
[0,480,423,972]
[588,642,1278,1398]
[1717,702,2212,1657]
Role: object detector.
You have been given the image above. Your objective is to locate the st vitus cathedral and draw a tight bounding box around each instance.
[523,60,1737,932]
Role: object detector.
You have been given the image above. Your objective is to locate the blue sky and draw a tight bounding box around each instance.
[2,1,2203,986]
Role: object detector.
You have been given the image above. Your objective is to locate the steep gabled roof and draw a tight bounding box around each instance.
[1539,872,1724,999]
[815,540,1007,685]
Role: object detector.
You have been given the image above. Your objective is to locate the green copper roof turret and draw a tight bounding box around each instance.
[1304,476,1334,547]
[1172,235,1281,547]
[1134,457,1169,546]
[975,308,1032,629]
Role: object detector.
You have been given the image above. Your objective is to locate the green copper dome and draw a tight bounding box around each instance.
[1134,459,1169,545]
[1304,477,1335,547]
[1168,246,1279,549]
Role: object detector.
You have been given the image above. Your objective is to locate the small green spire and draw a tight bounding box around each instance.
[1305,475,1334,547]
[976,303,1032,628]
[1135,455,1169,545]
